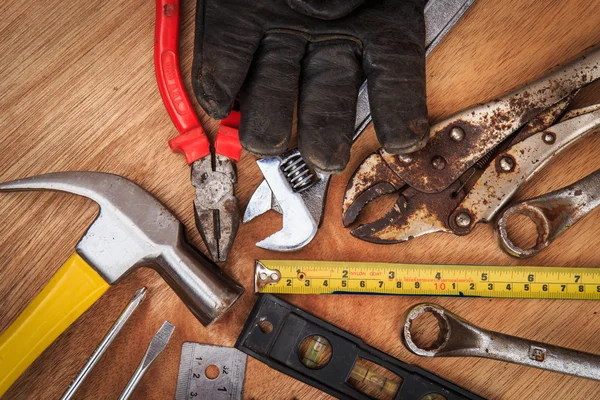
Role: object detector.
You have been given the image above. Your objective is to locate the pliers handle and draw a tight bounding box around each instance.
[154,0,241,164]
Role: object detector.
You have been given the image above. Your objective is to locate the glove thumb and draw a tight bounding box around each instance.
[286,0,366,19]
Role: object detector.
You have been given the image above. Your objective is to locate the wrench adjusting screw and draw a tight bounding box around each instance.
[455,212,472,228]
[498,155,515,172]
[431,156,447,170]
[542,132,556,144]
[449,126,465,142]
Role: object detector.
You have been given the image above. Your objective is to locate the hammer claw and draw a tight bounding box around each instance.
[0,171,243,327]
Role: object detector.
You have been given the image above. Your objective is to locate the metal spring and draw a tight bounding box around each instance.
[280,153,316,192]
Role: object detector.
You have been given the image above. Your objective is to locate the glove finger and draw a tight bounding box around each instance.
[298,40,362,174]
[192,2,261,119]
[239,33,306,156]
[363,0,428,154]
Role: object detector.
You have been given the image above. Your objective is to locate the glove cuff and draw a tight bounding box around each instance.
[286,0,366,19]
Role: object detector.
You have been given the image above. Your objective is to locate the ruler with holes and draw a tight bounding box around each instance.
[175,343,247,400]
[254,260,600,299]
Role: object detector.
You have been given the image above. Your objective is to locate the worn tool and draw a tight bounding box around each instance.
[343,48,600,244]
[403,303,600,381]
[175,343,247,400]
[119,321,175,400]
[0,171,243,396]
[193,0,433,174]
[243,0,475,251]
[254,259,600,299]
[61,287,147,400]
[236,294,483,400]
[155,0,242,262]
[497,168,600,258]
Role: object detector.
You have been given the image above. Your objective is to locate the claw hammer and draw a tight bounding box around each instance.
[0,171,244,396]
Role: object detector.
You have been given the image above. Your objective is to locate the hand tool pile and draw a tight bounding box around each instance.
[2,0,600,399]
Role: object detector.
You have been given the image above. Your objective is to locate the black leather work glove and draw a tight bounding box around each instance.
[192,0,427,174]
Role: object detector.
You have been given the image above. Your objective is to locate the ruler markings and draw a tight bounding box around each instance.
[257,261,600,299]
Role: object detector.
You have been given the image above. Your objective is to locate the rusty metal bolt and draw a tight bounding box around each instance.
[499,156,515,172]
[431,156,447,170]
[543,132,556,144]
[449,126,465,142]
[455,212,472,228]
[398,154,413,164]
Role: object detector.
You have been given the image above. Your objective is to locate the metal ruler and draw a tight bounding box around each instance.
[175,343,247,400]
[255,260,600,299]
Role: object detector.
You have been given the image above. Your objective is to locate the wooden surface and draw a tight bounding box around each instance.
[2,0,600,399]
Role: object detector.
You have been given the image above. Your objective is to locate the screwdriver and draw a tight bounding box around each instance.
[118,321,175,400]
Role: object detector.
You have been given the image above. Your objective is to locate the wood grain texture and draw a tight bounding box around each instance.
[2,0,600,398]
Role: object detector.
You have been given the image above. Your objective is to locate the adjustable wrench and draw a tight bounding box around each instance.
[243,0,475,251]
[403,303,600,381]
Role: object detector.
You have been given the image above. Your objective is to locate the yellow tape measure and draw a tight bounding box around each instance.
[254,260,600,299]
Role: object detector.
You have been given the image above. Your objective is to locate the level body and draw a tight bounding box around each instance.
[255,260,600,299]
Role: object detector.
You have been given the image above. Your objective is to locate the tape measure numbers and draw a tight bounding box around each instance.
[255,260,600,299]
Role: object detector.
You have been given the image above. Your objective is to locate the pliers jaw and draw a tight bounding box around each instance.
[192,154,239,262]
[343,154,464,243]
[342,151,406,228]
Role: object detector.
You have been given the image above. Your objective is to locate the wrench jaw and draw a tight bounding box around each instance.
[243,180,280,223]
[249,156,320,252]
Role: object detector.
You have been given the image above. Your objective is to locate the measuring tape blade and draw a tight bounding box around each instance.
[175,343,247,400]
[255,260,600,299]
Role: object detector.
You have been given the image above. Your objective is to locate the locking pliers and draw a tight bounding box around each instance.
[343,48,600,244]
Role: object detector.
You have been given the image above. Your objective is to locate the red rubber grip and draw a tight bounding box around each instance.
[154,0,209,163]
[216,110,242,161]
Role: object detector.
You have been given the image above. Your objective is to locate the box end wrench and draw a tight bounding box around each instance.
[403,303,600,381]
[497,165,600,258]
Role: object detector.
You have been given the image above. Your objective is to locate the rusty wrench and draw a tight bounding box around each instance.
[403,303,600,381]
[497,168,600,258]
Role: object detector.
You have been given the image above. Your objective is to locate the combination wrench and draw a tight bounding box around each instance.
[497,168,600,258]
[403,303,600,381]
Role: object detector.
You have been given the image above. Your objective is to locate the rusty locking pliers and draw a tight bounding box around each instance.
[343,48,600,245]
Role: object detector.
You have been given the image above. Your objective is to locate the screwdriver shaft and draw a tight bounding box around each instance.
[118,321,175,400]
[61,287,147,400]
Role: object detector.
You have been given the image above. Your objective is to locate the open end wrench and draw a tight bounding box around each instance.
[403,303,600,381]
[497,168,600,258]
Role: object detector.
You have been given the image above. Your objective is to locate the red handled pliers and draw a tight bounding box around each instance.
[154,0,241,262]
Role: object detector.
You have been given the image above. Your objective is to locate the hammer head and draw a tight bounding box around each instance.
[0,172,243,326]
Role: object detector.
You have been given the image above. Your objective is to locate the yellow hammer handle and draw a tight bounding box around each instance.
[0,253,109,396]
